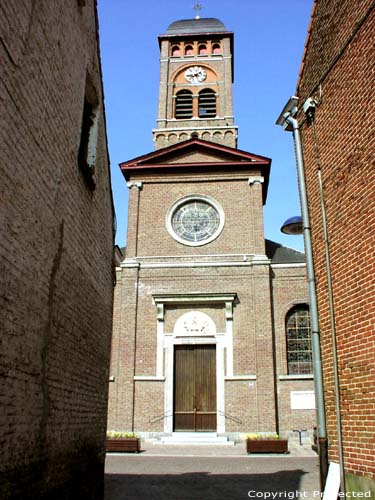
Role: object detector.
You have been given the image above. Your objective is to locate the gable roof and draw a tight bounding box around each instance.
[265,239,306,264]
[120,138,271,203]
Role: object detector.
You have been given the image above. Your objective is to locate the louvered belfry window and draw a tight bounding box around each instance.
[175,90,193,119]
[198,89,216,118]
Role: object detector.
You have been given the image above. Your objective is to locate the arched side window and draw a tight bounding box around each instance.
[185,45,194,56]
[198,89,216,118]
[171,45,180,57]
[212,43,221,55]
[198,44,207,55]
[175,90,193,119]
[286,305,312,375]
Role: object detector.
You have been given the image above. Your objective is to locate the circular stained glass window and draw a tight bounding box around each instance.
[167,195,224,246]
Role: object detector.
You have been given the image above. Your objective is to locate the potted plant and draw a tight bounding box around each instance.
[106,431,141,453]
[245,433,288,454]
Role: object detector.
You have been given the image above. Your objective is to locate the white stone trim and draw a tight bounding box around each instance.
[248,176,264,185]
[216,344,225,433]
[122,260,140,268]
[225,375,257,381]
[164,339,174,433]
[121,257,270,269]
[153,125,238,132]
[279,374,314,380]
[139,261,261,269]
[271,263,306,269]
[225,302,233,377]
[134,376,166,381]
[126,181,143,189]
[153,293,237,305]
[127,252,266,260]
[156,310,164,377]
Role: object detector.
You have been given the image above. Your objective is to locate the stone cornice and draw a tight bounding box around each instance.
[152,292,237,305]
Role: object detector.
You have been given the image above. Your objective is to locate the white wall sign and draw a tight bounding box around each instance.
[290,390,316,410]
[322,462,341,500]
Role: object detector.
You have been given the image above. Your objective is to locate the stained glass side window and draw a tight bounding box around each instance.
[286,305,312,375]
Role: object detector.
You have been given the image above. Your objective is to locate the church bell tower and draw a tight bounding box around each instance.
[153,17,238,149]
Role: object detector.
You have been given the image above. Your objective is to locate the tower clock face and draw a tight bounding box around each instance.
[167,195,224,246]
[184,66,207,84]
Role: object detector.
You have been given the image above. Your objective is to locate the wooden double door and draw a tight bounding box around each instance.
[173,345,216,431]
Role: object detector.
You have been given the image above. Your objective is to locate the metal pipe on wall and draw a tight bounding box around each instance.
[277,106,328,489]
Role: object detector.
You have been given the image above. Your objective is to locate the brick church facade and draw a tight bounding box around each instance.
[108,17,315,440]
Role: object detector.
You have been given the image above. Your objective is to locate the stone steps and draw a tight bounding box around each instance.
[156,432,235,446]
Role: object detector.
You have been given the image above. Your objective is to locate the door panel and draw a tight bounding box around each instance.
[174,345,216,431]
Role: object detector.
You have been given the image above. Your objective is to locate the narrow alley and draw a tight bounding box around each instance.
[105,443,319,500]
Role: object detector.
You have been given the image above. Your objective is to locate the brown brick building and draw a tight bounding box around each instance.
[0,1,114,499]
[108,17,315,442]
[293,0,375,494]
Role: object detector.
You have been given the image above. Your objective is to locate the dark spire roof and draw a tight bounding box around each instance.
[165,17,227,35]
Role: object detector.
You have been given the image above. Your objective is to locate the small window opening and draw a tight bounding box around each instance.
[78,76,99,191]
[198,89,216,118]
[175,90,193,119]
[198,44,207,55]
[212,43,221,55]
[171,45,180,57]
[185,45,194,56]
[191,132,199,139]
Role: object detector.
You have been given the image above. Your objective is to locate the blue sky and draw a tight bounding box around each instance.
[98,0,313,252]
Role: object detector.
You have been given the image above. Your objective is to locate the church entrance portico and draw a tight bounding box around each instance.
[156,295,236,435]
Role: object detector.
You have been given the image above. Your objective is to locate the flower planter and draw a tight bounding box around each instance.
[106,438,140,453]
[247,439,288,454]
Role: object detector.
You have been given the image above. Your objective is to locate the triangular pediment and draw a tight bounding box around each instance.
[120,138,271,169]
[120,138,271,203]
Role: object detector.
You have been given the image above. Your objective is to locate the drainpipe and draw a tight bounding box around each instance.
[278,107,328,490]
[311,112,345,495]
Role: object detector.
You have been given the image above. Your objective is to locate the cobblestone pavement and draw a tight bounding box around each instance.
[105,442,320,500]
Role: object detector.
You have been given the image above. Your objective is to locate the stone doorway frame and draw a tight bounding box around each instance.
[152,293,237,434]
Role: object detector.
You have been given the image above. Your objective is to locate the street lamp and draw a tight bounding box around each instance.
[280,215,303,236]
[276,97,328,490]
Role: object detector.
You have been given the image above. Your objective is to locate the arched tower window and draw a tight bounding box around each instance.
[198,89,216,118]
[185,45,194,56]
[198,44,207,55]
[212,43,221,55]
[175,90,193,119]
[286,305,312,375]
[171,45,180,57]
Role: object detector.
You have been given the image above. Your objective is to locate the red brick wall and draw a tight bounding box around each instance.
[0,1,114,499]
[297,0,375,481]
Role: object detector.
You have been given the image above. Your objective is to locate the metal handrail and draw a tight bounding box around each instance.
[218,410,243,424]
[148,412,173,424]
[149,410,243,425]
